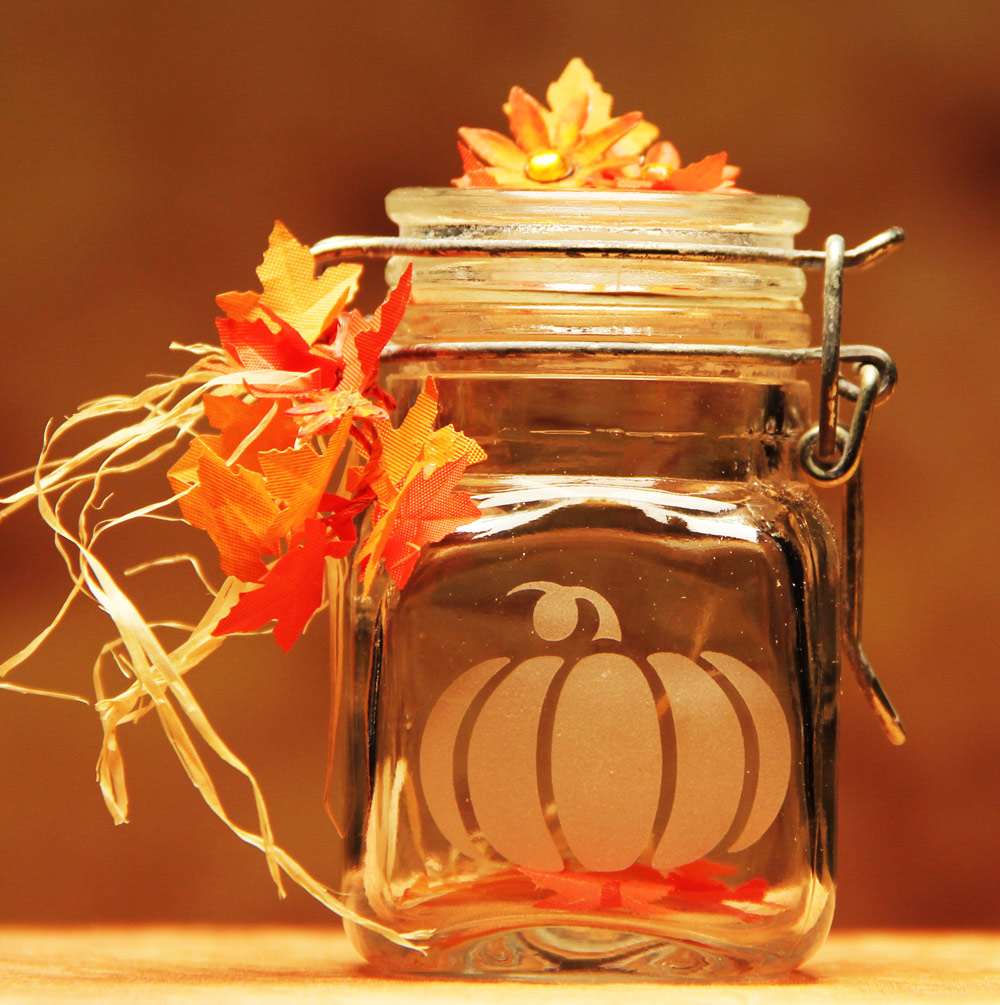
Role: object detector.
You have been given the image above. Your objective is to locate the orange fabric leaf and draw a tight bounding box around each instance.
[365,385,482,511]
[216,289,268,326]
[553,92,588,153]
[504,86,551,151]
[167,395,320,581]
[372,376,442,492]
[457,127,526,172]
[356,376,487,593]
[200,395,300,472]
[259,415,351,543]
[167,396,299,507]
[572,110,644,164]
[214,518,353,651]
[358,457,480,593]
[609,118,659,158]
[170,445,281,583]
[259,222,362,344]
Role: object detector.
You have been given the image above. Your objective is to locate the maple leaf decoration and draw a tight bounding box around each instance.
[214,517,355,652]
[518,859,772,921]
[620,141,746,193]
[453,58,747,192]
[355,377,487,596]
[217,221,362,345]
[171,224,486,649]
[286,267,412,437]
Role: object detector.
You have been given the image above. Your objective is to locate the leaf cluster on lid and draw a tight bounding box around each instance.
[175,223,487,650]
[453,58,746,193]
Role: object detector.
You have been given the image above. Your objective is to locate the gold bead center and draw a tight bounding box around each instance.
[525,149,572,183]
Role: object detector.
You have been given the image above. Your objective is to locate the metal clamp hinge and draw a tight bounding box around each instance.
[795,234,906,744]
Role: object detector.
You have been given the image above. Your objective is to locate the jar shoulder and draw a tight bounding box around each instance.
[458,474,836,550]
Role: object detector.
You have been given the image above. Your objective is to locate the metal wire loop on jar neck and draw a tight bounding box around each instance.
[314,225,903,484]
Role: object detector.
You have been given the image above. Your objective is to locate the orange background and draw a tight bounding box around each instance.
[1,1,998,930]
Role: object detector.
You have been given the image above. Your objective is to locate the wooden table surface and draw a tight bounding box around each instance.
[1,928,997,1003]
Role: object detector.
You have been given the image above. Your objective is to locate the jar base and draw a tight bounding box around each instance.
[348,921,819,981]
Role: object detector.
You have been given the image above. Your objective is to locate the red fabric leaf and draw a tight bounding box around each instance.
[280,269,411,439]
[379,461,482,588]
[347,265,412,388]
[519,860,771,918]
[452,142,499,188]
[214,518,354,651]
[661,152,728,191]
[359,457,480,591]
[215,316,340,394]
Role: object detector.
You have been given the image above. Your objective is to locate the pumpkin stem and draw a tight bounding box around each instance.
[507,581,622,642]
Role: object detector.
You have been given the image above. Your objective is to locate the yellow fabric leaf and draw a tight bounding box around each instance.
[546,58,613,132]
[256,222,362,345]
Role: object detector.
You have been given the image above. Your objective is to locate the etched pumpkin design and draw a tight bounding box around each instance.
[419,581,792,874]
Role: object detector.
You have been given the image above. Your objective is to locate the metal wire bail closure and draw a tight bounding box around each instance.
[312,225,906,743]
[818,234,846,465]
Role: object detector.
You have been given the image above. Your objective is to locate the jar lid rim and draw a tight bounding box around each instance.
[386,187,810,237]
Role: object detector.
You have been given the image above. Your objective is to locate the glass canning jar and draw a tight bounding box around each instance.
[326,187,846,979]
